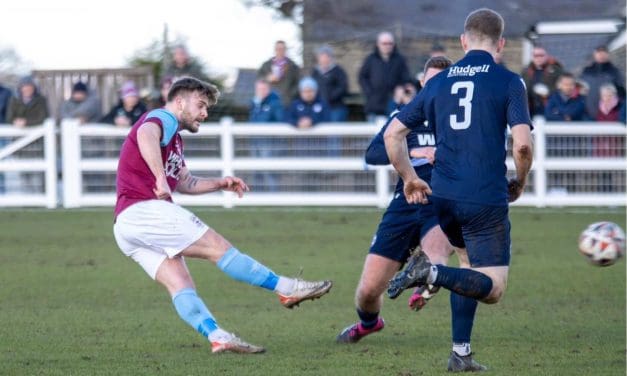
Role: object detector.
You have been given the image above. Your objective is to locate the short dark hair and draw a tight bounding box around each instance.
[424,56,453,72]
[167,77,220,105]
[464,8,504,45]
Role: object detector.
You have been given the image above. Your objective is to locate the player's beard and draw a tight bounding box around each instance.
[180,109,201,133]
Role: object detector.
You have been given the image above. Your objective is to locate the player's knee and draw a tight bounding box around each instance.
[198,230,232,263]
[421,230,453,265]
[356,284,381,306]
[482,282,505,304]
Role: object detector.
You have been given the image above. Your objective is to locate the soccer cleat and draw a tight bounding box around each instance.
[447,351,488,372]
[387,249,432,299]
[210,330,265,354]
[278,279,333,309]
[408,285,440,311]
[336,318,385,343]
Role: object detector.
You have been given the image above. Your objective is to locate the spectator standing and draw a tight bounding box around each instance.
[6,76,49,127]
[521,45,563,117]
[164,45,209,81]
[0,84,11,124]
[59,81,101,124]
[358,31,412,121]
[288,77,331,157]
[545,73,588,121]
[249,79,284,191]
[311,45,349,122]
[258,41,301,108]
[101,81,147,127]
[580,45,626,119]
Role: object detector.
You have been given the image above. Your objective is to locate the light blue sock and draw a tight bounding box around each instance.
[217,247,279,291]
[172,288,218,338]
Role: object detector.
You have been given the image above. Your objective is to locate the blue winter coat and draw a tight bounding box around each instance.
[249,91,284,123]
[544,92,588,121]
[287,96,331,126]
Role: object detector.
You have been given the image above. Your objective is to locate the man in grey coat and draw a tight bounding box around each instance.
[59,81,101,124]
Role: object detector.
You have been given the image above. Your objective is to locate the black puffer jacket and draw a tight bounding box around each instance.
[358,46,411,115]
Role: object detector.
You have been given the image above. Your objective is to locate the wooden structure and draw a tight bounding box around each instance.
[32,67,153,121]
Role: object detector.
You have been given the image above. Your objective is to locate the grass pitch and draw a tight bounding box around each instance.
[0,207,625,375]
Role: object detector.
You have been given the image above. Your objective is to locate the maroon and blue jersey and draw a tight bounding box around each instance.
[114,109,184,218]
[397,50,532,206]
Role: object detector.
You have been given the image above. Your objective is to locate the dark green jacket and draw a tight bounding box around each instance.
[6,94,49,126]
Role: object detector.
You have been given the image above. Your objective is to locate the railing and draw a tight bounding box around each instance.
[0,120,57,208]
[57,117,626,209]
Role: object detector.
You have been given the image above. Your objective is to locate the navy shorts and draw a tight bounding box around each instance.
[369,165,439,263]
[431,196,511,267]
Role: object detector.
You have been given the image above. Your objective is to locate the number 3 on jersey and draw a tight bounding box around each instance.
[449,81,474,130]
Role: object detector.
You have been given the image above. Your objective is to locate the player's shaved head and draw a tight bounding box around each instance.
[464,8,504,45]
[167,77,220,106]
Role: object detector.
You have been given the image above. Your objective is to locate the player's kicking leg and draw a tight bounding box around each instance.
[336,254,398,343]
[155,257,265,354]
[114,200,331,354]
[182,227,332,308]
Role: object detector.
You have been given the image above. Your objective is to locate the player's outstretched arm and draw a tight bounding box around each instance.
[509,124,533,202]
[384,118,431,204]
[176,168,250,197]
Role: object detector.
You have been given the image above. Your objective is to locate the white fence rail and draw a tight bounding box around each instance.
[59,117,626,209]
[0,120,57,208]
[0,118,624,208]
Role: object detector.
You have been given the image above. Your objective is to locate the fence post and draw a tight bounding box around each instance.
[220,117,235,208]
[533,116,547,208]
[375,167,390,208]
[61,119,81,208]
[43,119,57,208]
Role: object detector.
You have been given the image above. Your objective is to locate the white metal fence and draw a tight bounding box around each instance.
[0,120,57,208]
[0,118,624,208]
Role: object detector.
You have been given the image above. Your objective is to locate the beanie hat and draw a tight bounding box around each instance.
[72,81,88,93]
[298,77,318,92]
[120,81,139,98]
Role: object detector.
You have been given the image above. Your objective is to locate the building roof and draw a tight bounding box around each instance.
[303,0,626,42]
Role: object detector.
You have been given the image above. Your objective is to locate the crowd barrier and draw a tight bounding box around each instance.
[0,117,624,208]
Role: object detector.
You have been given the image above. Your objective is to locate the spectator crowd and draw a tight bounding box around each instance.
[0,38,624,129]
[0,37,624,196]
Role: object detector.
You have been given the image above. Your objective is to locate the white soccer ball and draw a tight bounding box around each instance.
[578,222,626,266]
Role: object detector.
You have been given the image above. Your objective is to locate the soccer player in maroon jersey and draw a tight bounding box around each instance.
[113,77,332,354]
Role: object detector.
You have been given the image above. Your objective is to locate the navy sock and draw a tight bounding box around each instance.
[450,292,478,344]
[434,265,493,300]
[356,308,379,329]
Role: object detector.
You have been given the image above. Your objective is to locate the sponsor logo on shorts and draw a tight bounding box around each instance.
[190,215,203,228]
